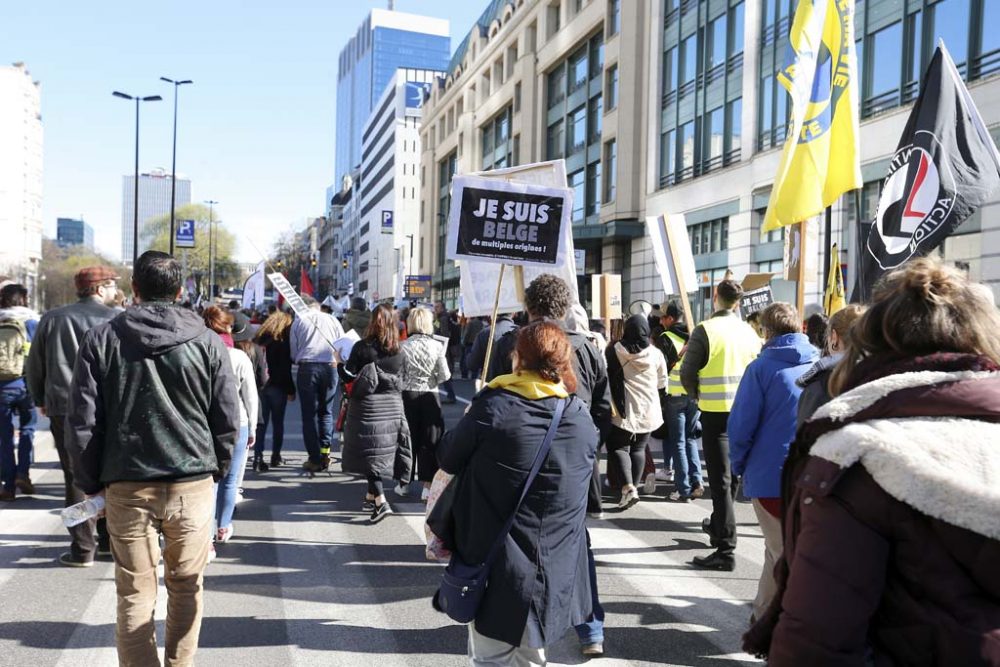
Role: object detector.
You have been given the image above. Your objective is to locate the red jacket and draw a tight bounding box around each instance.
[746,353,1000,666]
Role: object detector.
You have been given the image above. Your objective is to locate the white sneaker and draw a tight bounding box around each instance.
[394,482,408,497]
[655,468,675,482]
[642,473,657,495]
[618,487,640,510]
[420,486,430,502]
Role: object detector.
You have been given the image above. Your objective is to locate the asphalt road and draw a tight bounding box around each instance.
[0,378,763,666]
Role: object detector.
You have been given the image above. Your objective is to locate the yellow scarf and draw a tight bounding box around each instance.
[487,371,569,399]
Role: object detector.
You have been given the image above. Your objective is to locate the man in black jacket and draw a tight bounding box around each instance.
[66,251,240,667]
[484,273,611,657]
[25,266,118,567]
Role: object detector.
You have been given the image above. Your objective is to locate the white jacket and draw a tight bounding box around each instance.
[611,343,668,434]
[228,347,259,427]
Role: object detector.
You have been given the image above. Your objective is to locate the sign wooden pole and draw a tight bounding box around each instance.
[662,215,696,334]
[796,219,807,315]
[601,274,612,337]
[479,263,507,387]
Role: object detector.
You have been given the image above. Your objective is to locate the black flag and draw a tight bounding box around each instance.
[854,43,1000,302]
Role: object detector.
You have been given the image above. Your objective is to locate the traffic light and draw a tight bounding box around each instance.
[342,259,348,269]
[311,257,318,268]
[276,260,283,269]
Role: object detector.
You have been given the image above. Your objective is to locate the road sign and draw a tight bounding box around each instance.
[381,210,394,234]
[344,249,354,257]
[404,274,432,299]
[176,219,196,248]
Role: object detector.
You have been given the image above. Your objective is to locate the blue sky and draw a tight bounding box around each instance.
[2,1,485,261]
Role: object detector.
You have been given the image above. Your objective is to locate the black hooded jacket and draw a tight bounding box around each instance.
[66,302,241,494]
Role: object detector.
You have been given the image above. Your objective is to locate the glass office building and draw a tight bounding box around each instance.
[335,9,450,183]
[57,217,95,250]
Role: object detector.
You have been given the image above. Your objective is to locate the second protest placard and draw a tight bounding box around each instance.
[447,175,571,268]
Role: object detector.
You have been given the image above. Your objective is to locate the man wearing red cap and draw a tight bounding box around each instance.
[25,266,119,567]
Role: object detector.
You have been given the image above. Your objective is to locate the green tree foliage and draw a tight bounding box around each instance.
[38,239,131,311]
[143,203,240,294]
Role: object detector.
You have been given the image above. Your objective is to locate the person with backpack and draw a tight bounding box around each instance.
[24,269,118,563]
[0,283,39,501]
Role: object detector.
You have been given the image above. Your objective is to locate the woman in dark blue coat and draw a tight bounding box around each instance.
[438,320,599,664]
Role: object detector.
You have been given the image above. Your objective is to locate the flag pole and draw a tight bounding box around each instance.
[823,206,833,286]
[796,220,807,315]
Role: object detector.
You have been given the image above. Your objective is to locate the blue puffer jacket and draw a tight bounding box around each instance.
[728,332,818,498]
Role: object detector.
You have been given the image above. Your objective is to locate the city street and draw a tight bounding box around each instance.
[0,379,763,667]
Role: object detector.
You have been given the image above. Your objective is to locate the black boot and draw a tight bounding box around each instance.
[253,452,269,472]
[270,453,283,468]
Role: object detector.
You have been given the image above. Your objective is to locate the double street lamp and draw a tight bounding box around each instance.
[160,77,193,255]
[206,199,219,300]
[112,91,162,264]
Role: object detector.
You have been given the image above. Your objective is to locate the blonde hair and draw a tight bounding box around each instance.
[407,307,434,335]
[256,310,293,342]
[829,257,1000,395]
[827,304,866,352]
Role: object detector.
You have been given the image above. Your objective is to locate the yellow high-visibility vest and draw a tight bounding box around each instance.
[662,331,687,396]
[697,314,761,413]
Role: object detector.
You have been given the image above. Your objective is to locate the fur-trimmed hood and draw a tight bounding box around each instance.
[808,367,1000,540]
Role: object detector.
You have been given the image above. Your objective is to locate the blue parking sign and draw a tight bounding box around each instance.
[176,219,196,248]
[381,210,393,234]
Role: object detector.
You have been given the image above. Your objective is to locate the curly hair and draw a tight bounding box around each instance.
[514,320,578,393]
[524,274,573,320]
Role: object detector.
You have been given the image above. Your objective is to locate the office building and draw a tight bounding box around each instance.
[351,69,441,301]
[638,0,1000,319]
[422,0,1000,313]
[419,0,648,306]
[121,167,191,262]
[57,217,95,250]
[335,8,450,184]
[0,63,43,302]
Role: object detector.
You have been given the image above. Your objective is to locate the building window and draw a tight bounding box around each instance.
[570,47,588,92]
[680,34,697,88]
[604,139,617,203]
[589,37,604,79]
[662,47,678,104]
[707,13,727,72]
[864,21,903,117]
[726,98,742,162]
[548,63,567,108]
[588,95,603,142]
[547,120,565,159]
[702,106,724,171]
[586,161,602,215]
[608,0,621,37]
[481,106,514,171]
[568,105,587,154]
[605,65,619,109]
[659,129,675,186]
[730,2,745,56]
[690,218,729,256]
[678,121,695,181]
[569,169,585,222]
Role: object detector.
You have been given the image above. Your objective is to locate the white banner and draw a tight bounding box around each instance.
[242,261,266,311]
[647,214,698,296]
[267,273,310,317]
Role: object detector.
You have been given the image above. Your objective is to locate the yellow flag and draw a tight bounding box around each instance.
[763,0,863,232]
[824,243,846,315]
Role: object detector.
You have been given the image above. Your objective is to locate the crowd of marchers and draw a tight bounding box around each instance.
[0,251,998,667]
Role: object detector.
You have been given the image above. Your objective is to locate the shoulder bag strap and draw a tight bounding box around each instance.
[483,397,566,567]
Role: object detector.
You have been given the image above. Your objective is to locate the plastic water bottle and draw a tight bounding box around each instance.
[61,495,105,528]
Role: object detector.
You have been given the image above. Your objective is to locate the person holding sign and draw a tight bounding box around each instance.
[291,296,345,473]
[681,279,761,572]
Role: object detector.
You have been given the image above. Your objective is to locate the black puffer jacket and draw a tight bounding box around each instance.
[340,339,413,481]
[66,302,241,494]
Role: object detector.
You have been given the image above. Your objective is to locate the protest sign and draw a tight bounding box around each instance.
[647,214,697,332]
[459,160,579,318]
[591,274,623,320]
[738,273,777,321]
[268,273,310,317]
[447,175,571,268]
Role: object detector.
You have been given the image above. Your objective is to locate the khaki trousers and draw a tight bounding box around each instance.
[751,498,784,621]
[468,624,546,666]
[105,477,214,667]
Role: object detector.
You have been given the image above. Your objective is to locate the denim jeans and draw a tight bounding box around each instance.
[215,425,249,531]
[0,386,34,490]
[574,530,605,645]
[666,395,703,496]
[255,385,289,457]
[297,363,338,463]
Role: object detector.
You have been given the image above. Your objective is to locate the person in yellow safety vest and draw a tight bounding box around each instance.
[650,301,705,503]
[680,279,761,571]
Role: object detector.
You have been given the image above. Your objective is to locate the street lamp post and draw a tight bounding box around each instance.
[405,234,414,279]
[113,91,162,265]
[160,77,193,255]
[205,199,218,300]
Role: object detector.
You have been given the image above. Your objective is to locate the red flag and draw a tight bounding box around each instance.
[300,268,314,297]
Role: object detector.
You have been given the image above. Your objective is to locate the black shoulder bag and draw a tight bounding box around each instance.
[433,397,566,624]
